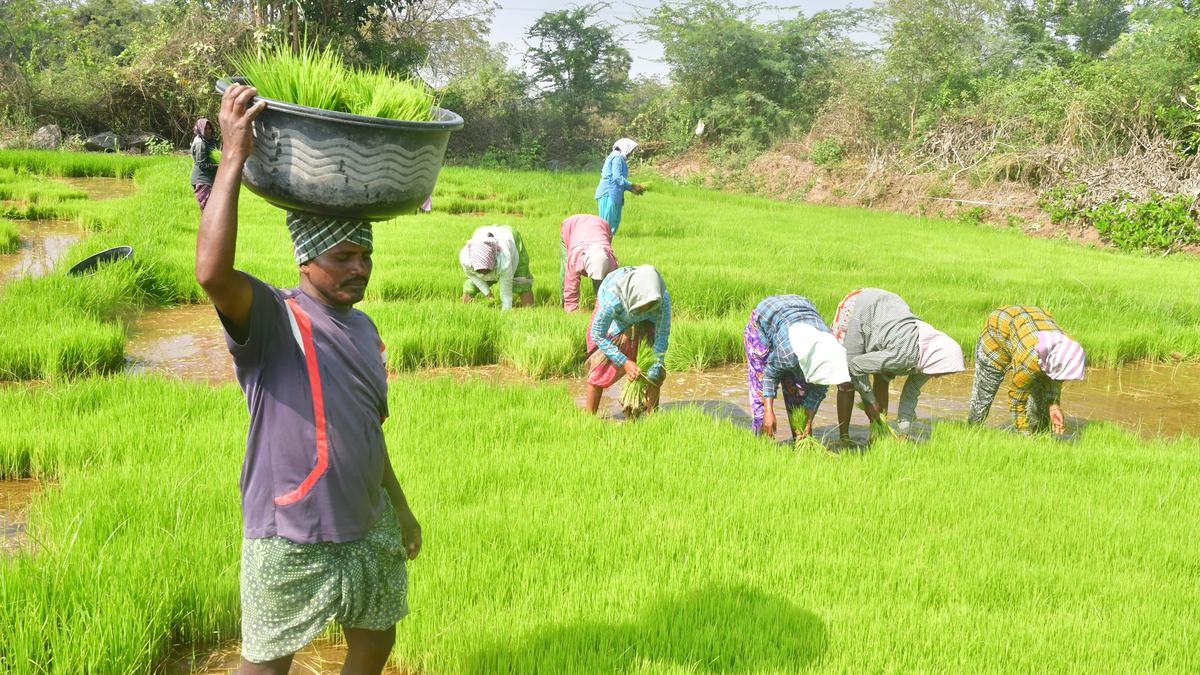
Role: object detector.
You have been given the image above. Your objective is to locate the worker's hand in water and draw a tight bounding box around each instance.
[631,183,645,195]
[762,408,777,438]
[218,83,267,164]
[397,509,422,560]
[622,359,641,381]
[1049,403,1065,435]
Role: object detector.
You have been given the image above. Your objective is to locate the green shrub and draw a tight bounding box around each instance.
[1090,192,1199,253]
[809,138,843,167]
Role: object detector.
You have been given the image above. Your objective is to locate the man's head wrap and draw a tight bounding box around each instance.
[287,212,373,265]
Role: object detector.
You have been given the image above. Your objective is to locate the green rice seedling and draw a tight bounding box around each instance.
[2,149,1200,384]
[2,376,1199,671]
[0,149,153,177]
[0,218,18,253]
[618,333,659,418]
[232,41,435,121]
[346,67,436,121]
[232,39,348,113]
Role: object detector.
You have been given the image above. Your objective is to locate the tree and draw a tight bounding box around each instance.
[876,0,1012,138]
[1003,0,1130,61]
[641,0,859,147]
[524,3,631,114]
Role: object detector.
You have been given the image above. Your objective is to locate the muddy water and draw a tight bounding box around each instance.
[125,305,233,382]
[1,479,40,554]
[430,362,1200,442]
[0,219,83,282]
[166,638,409,674]
[58,176,137,200]
[122,305,1198,439]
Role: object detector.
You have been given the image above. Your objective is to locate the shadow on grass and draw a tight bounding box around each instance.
[467,584,827,673]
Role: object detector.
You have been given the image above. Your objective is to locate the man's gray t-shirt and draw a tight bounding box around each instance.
[221,274,390,544]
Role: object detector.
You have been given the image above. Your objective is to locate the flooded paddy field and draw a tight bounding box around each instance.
[0,479,40,555]
[0,219,84,282]
[2,152,1199,673]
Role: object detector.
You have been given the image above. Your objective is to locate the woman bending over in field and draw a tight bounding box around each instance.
[459,225,535,309]
[584,265,670,414]
[967,305,1085,435]
[745,295,850,444]
[831,288,965,441]
[560,213,618,312]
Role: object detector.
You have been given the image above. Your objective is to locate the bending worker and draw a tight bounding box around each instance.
[459,224,535,309]
[967,305,1085,435]
[584,265,670,414]
[831,287,965,439]
[594,137,644,234]
[745,295,850,443]
[560,213,618,312]
[196,83,419,674]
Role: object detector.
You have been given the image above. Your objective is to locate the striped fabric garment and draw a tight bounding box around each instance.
[1035,331,1086,381]
[459,240,497,272]
[287,212,373,265]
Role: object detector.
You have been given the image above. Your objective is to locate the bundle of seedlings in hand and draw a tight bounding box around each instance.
[619,337,660,419]
[232,41,436,122]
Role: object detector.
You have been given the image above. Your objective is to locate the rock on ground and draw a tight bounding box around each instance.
[31,124,62,149]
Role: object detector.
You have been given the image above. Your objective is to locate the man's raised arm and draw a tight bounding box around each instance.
[195,83,266,336]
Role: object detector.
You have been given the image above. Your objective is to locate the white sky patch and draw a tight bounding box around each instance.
[488,0,876,80]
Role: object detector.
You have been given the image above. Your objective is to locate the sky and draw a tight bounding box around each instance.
[487,1,874,80]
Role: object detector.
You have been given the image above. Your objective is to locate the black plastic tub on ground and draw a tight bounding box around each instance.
[67,245,132,276]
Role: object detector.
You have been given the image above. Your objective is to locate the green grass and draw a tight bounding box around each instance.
[0,149,152,178]
[232,41,436,121]
[0,150,1198,380]
[1,376,1197,672]
[1,150,1199,671]
[0,218,18,253]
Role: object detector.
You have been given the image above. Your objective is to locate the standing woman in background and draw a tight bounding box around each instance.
[594,138,644,235]
[189,118,219,213]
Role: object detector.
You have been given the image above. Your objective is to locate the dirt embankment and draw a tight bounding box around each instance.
[651,140,1200,252]
[651,145,1090,237]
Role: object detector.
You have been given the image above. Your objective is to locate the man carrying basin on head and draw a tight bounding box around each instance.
[459,224,535,309]
[560,213,618,312]
[744,295,850,445]
[195,83,421,675]
[831,288,965,442]
[584,265,671,414]
[967,305,1085,435]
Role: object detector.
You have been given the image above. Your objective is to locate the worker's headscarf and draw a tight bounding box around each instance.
[287,212,373,265]
[787,323,850,385]
[194,118,210,139]
[459,239,497,273]
[582,245,615,281]
[612,138,638,157]
[613,265,664,313]
[1035,331,1086,381]
[914,321,965,375]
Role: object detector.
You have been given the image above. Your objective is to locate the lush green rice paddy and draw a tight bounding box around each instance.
[0,150,1197,671]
